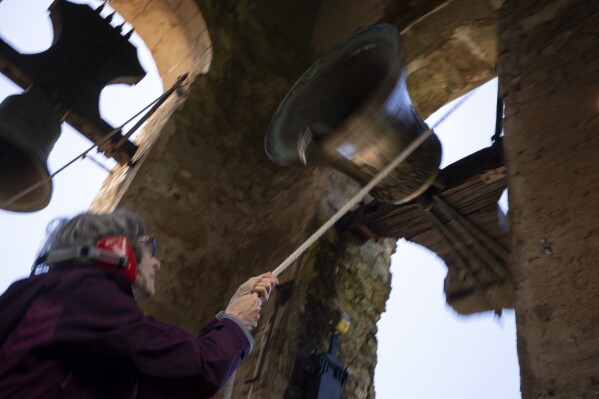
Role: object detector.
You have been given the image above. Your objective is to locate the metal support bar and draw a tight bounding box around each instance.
[432,194,510,262]
[106,73,188,155]
[418,203,500,311]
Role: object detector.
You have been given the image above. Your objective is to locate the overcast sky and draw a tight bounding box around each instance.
[0,1,520,398]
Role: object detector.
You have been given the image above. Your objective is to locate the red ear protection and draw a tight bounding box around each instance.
[96,236,138,281]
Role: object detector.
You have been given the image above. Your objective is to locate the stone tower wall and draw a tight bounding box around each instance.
[498,1,599,397]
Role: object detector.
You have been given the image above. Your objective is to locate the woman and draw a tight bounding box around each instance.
[0,210,277,398]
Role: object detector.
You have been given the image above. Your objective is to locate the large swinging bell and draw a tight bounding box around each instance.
[265,24,441,204]
[0,92,62,212]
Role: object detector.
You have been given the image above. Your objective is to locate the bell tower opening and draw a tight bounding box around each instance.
[0,0,213,291]
[374,78,520,398]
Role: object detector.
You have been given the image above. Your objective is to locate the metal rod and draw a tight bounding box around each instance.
[426,199,508,282]
[419,204,499,310]
[83,154,113,173]
[419,201,503,282]
[109,73,188,153]
[432,194,510,262]
[0,76,188,210]
[492,89,503,143]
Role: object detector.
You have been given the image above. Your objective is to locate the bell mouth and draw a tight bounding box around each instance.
[265,24,404,165]
[0,139,52,212]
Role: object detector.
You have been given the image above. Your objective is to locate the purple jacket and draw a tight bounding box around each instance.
[0,266,253,399]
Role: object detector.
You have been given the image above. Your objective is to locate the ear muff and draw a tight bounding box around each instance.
[31,236,139,281]
[95,236,138,281]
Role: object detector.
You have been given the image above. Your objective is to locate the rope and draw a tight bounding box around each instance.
[223,88,477,399]
[272,88,476,278]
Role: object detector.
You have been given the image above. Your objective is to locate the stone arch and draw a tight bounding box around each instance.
[108,0,212,144]
[91,0,212,211]
[109,0,212,89]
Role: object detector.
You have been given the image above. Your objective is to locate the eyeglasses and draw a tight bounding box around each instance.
[138,236,157,257]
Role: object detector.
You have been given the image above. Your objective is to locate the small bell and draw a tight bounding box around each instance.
[0,92,62,212]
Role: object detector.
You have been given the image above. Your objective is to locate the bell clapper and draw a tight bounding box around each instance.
[297,126,313,165]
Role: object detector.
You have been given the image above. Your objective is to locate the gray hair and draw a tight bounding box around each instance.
[37,209,148,267]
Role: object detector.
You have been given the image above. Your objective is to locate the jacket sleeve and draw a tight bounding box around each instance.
[53,272,252,398]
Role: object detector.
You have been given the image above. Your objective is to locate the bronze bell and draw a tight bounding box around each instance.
[0,92,62,212]
[265,24,441,204]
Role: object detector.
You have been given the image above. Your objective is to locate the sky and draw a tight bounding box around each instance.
[0,0,162,290]
[374,80,519,399]
[0,1,520,398]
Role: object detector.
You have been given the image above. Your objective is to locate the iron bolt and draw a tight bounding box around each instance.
[540,238,554,255]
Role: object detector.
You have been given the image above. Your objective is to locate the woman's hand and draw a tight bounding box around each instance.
[229,272,279,303]
[224,272,279,329]
[225,294,263,329]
